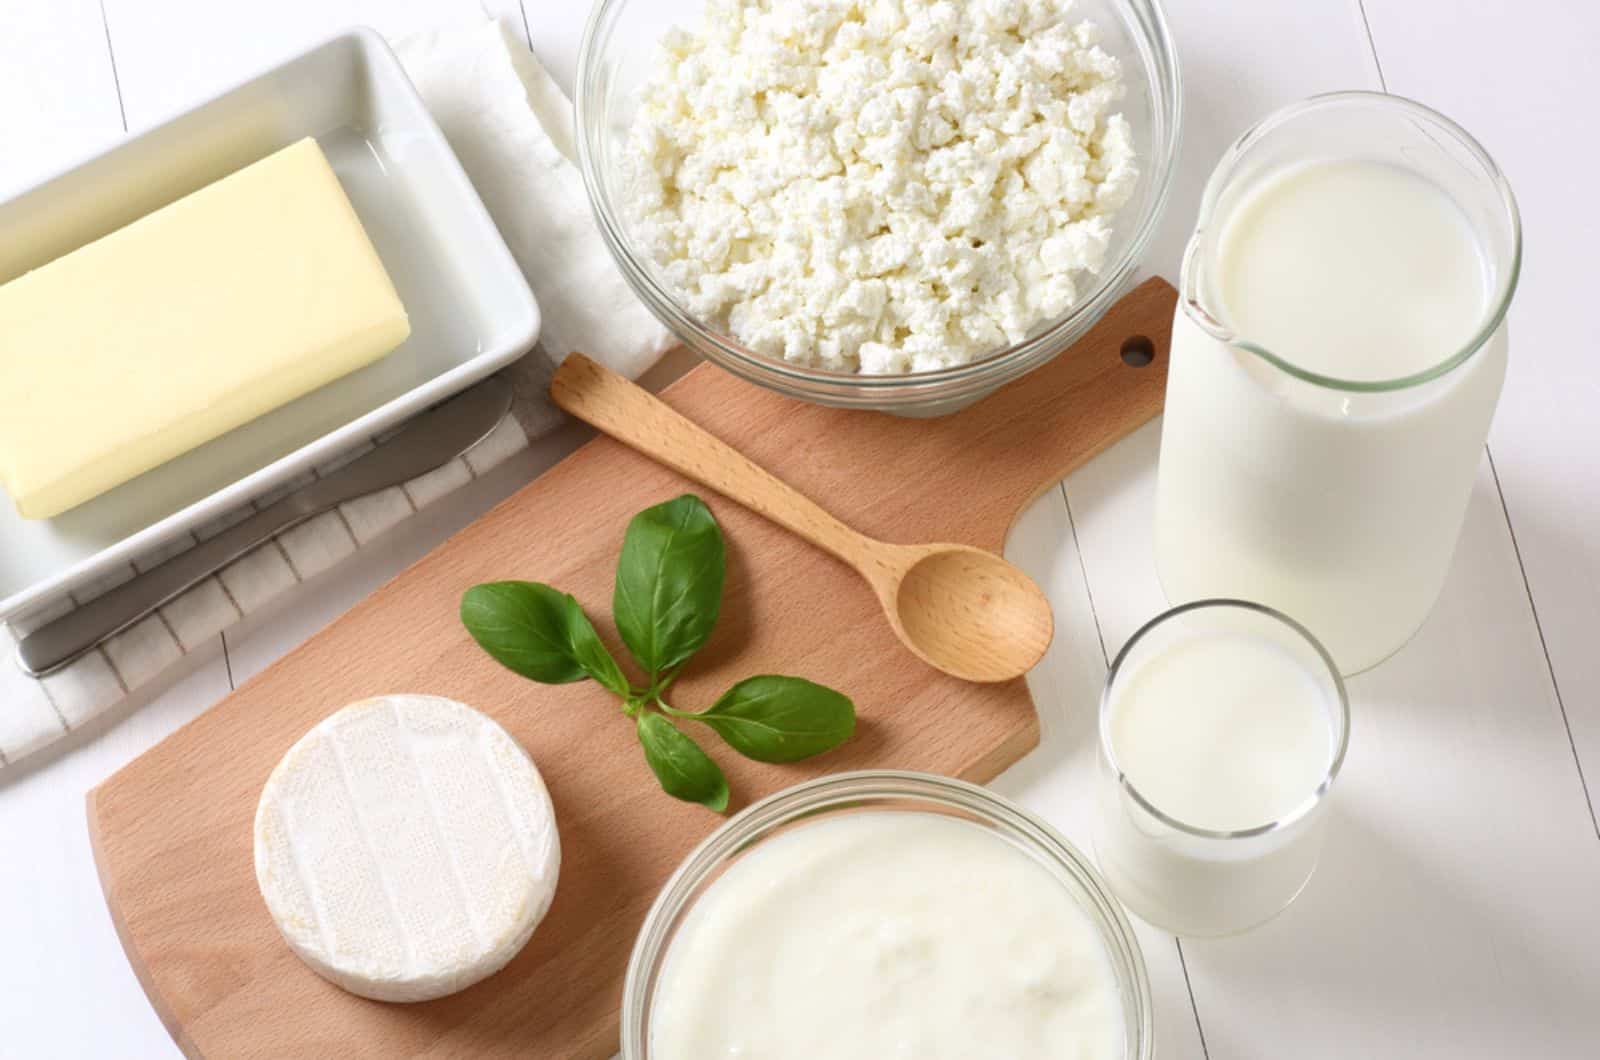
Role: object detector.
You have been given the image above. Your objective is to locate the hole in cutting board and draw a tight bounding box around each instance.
[1120,335,1156,367]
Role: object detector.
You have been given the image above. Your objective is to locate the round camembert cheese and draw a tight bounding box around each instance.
[253,694,560,1002]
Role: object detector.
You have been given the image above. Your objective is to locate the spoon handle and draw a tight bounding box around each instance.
[551,354,878,567]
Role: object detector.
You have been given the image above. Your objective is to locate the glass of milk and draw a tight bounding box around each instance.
[1155,92,1522,674]
[1093,600,1350,937]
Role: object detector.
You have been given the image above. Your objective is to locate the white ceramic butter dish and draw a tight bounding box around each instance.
[0,27,539,621]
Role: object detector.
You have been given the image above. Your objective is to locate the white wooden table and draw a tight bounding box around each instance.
[3,1,1597,1056]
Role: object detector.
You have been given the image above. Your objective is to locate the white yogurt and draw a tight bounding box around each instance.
[1156,156,1508,673]
[649,812,1126,1060]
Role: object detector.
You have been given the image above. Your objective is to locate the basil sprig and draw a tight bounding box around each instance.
[460,495,855,811]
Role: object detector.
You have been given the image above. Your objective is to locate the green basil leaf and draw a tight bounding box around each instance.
[636,712,729,811]
[613,495,725,679]
[462,582,625,693]
[695,675,856,763]
[562,595,629,696]
[461,582,586,683]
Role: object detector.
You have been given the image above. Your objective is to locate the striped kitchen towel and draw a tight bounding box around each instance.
[0,17,672,769]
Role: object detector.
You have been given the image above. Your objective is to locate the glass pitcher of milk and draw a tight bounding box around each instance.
[1155,92,1522,674]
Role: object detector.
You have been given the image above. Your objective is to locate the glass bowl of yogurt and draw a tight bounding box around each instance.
[577,0,1181,416]
[622,770,1153,1059]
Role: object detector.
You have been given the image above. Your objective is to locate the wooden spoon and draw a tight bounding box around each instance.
[550,354,1053,683]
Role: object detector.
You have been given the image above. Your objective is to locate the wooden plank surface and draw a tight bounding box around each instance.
[1364,0,1600,835]
[5,1,1599,1058]
[88,284,1174,1059]
[0,0,125,191]
[0,8,218,1060]
[98,0,519,129]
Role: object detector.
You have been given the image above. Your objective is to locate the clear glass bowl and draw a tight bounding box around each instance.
[577,0,1182,416]
[621,770,1154,1058]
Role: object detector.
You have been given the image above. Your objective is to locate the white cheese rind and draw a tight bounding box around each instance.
[253,694,559,1003]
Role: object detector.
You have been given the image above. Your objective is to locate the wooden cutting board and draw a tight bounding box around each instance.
[89,278,1175,1058]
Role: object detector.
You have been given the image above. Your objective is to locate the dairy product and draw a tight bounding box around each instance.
[1156,155,1508,673]
[0,137,409,520]
[1092,605,1343,936]
[1216,160,1488,380]
[1108,630,1332,833]
[650,811,1125,1060]
[253,695,559,1002]
[622,0,1138,374]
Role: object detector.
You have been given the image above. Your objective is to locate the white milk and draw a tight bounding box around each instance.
[1092,603,1346,937]
[650,812,1126,1060]
[1108,631,1332,833]
[1156,157,1508,673]
[1216,160,1488,381]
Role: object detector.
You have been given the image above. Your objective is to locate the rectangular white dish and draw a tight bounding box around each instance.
[0,27,539,621]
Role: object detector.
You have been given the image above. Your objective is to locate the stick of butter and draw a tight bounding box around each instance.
[0,138,410,519]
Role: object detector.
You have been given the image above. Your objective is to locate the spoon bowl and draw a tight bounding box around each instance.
[885,545,1055,682]
[551,354,1056,683]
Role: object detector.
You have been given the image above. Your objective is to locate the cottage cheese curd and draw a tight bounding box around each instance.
[623,0,1138,374]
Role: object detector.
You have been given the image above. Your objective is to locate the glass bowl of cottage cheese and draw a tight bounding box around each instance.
[622,771,1153,1059]
[578,0,1180,415]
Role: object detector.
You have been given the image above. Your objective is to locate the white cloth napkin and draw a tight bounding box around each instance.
[0,18,673,770]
